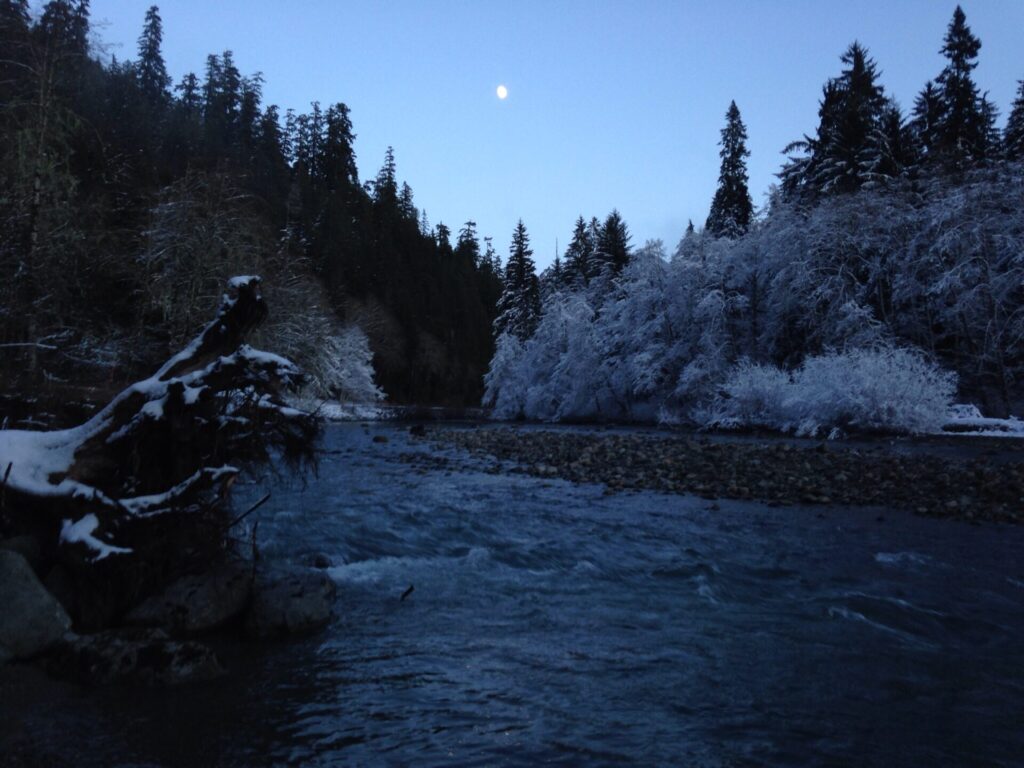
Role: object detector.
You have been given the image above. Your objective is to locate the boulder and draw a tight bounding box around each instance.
[125,561,252,636]
[0,536,42,574]
[48,628,225,686]
[0,550,72,662]
[244,567,337,638]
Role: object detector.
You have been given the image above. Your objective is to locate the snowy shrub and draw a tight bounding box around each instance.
[483,332,527,418]
[701,346,957,435]
[696,361,793,430]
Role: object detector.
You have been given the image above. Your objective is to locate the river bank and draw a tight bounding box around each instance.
[422,426,1024,524]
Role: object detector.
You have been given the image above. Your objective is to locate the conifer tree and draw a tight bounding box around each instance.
[934,5,989,164]
[494,220,540,340]
[456,221,480,265]
[562,215,593,287]
[870,99,915,180]
[780,43,886,197]
[596,209,631,273]
[911,80,943,161]
[136,5,170,106]
[706,100,753,237]
[1005,80,1024,161]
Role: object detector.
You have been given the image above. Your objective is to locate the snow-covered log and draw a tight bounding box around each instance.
[0,277,318,626]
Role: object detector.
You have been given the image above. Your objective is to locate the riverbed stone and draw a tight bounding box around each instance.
[125,561,252,636]
[244,567,337,638]
[48,628,225,686]
[0,535,42,574]
[0,550,72,662]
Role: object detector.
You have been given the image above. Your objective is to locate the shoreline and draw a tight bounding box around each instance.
[423,426,1024,524]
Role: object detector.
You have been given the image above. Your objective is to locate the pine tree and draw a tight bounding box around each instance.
[456,221,480,266]
[870,99,915,180]
[136,5,170,106]
[596,209,631,273]
[1005,80,1024,160]
[494,220,541,340]
[780,43,887,198]
[934,5,988,164]
[705,100,753,237]
[562,215,593,288]
[911,80,943,161]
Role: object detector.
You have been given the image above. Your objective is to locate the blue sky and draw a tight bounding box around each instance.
[78,1,1024,267]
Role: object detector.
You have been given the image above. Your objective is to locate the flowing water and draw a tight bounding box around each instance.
[5,424,1024,767]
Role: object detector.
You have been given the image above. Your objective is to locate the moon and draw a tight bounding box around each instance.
[496,84,508,100]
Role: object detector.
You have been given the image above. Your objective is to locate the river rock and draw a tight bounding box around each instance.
[126,561,252,636]
[48,628,225,686]
[244,567,337,638]
[0,550,72,662]
[0,535,42,574]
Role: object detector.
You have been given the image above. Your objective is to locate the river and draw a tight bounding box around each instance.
[5,423,1024,767]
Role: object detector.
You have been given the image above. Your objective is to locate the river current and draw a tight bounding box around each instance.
[6,424,1024,766]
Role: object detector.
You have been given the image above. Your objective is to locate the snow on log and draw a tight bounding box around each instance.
[0,277,318,622]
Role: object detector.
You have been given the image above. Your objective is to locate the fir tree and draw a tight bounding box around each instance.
[870,99,915,180]
[781,43,887,197]
[934,5,989,164]
[1005,80,1024,161]
[596,209,631,273]
[562,215,593,287]
[705,100,753,237]
[136,5,170,106]
[494,220,541,340]
[911,80,943,161]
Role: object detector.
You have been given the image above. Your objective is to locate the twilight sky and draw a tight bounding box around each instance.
[74,1,1024,268]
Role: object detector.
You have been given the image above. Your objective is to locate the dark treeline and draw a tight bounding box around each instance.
[489,5,1024,423]
[0,1,502,405]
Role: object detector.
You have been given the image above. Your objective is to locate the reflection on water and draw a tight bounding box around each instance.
[5,424,1024,767]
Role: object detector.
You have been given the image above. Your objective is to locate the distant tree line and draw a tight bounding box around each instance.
[488,6,1024,422]
[0,1,502,404]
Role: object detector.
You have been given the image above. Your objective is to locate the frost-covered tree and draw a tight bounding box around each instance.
[705,101,753,237]
[781,42,888,197]
[494,220,541,341]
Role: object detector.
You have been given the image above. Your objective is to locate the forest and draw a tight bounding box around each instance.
[0,0,502,407]
[486,7,1024,432]
[1,3,1022,430]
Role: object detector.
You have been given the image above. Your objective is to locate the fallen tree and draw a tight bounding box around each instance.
[0,276,319,628]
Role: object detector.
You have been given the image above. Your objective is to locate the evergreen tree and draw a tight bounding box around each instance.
[870,99,915,181]
[781,43,887,197]
[706,100,753,237]
[562,215,593,287]
[596,209,631,273]
[911,80,943,161]
[934,5,989,164]
[136,5,170,106]
[1005,80,1024,161]
[494,220,541,340]
[456,221,480,266]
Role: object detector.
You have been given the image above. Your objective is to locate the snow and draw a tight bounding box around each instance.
[59,514,132,561]
[227,275,260,288]
[0,427,87,497]
[941,406,1024,437]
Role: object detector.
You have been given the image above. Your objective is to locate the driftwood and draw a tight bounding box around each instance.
[0,277,318,627]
